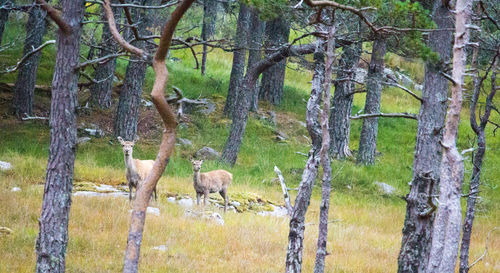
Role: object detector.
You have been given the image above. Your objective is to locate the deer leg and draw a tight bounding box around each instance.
[153,186,157,201]
[204,189,209,207]
[220,190,227,213]
[129,183,133,202]
[196,192,201,205]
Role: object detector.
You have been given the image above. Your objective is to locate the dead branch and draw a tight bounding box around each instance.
[274,166,293,216]
[86,0,179,9]
[468,227,499,270]
[76,52,126,70]
[172,38,199,69]
[383,81,423,102]
[21,114,49,121]
[103,0,146,58]
[351,112,417,120]
[35,0,71,34]
[0,40,55,74]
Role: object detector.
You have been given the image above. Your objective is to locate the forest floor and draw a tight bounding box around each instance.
[0,22,500,271]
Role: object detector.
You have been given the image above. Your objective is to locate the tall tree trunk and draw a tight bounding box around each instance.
[329,42,362,159]
[397,2,454,272]
[247,7,264,112]
[34,1,85,272]
[259,17,290,105]
[314,22,335,273]
[200,0,217,75]
[89,1,121,109]
[356,38,386,165]
[459,54,498,273]
[285,39,323,273]
[12,5,47,118]
[221,44,316,166]
[223,2,249,117]
[427,0,473,271]
[114,0,153,140]
[0,0,10,45]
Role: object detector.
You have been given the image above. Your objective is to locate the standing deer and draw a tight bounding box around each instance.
[118,136,157,201]
[191,159,232,212]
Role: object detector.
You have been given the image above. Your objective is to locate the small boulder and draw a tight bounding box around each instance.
[374,182,396,195]
[195,146,220,160]
[147,207,160,216]
[152,245,167,251]
[0,161,12,171]
[178,198,194,208]
[184,210,224,226]
[11,187,21,192]
[182,99,216,116]
[177,138,193,146]
[141,99,153,108]
[77,137,91,145]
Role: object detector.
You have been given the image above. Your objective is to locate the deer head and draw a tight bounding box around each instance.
[190,159,204,172]
[118,136,137,157]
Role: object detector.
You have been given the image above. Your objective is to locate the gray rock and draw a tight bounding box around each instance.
[152,245,167,251]
[147,207,160,216]
[384,68,398,82]
[185,210,224,225]
[77,137,91,145]
[141,99,153,108]
[0,161,12,171]
[257,205,289,217]
[195,146,220,160]
[267,111,277,125]
[182,99,216,116]
[397,72,414,87]
[177,138,192,146]
[374,182,396,195]
[11,187,21,192]
[231,201,241,207]
[178,198,194,208]
[167,197,176,203]
[414,84,423,91]
[274,131,288,142]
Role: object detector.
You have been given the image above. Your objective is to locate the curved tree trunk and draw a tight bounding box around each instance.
[247,7,264,112]
[259,17,290,105]
[114,0,154,140]
[221,44,316,166]
[34,1,85,272]
[223,2,249,117]
[356,38,386,165]
[285,38,324,273]
[200,0,217,75]
[397,2,453,272]
[427,0,472,271]
[329,42,361,159]
[89,1,121,109]
[12,5,47,118]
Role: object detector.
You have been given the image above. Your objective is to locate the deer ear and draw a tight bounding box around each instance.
[117,136,124,144]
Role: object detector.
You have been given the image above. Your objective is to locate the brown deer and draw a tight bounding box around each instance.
[118,136,157,201]
[191,159,232,212]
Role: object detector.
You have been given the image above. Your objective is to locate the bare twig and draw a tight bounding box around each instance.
[1,40,55,74]
[351,112,417,120]
[76,52,126,70]
[468,227,499,270]
[274,166,293,216]
[383,81,423,102]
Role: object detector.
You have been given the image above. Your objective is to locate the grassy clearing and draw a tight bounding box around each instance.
[1,18,499,272]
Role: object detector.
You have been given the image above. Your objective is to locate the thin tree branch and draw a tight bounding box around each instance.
[468,227,498,270]
[383,81,423,102]
[76,52,127,70]
[0,40,55,74]
[103,0,145,58]
[351,112,417,120]
[274,166,293,216]
[35,0,71,34]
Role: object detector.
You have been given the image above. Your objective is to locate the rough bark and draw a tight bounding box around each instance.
[427,0,473,272]
[397,2,454,272]
[108,0,195,271]
[200,0,217,75]
[459,54,498,273]
[329,42,361,159]
[247,7,265,111]
[34,1,85,272]
[356,38,386,165]
[223,3,249,117]
[89,1,121,109]
[285,39,323,273]
[0,0,10,45]
[259,17,291,105]
[12,4,47,118]
[221,44,316,166]
[114,0,154,140]
[314,22,335,273]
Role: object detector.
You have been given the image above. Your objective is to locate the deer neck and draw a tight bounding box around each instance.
[193,170,201,185]
[124,153,137,175]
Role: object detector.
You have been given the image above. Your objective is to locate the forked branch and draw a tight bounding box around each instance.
[35,0,71,34]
